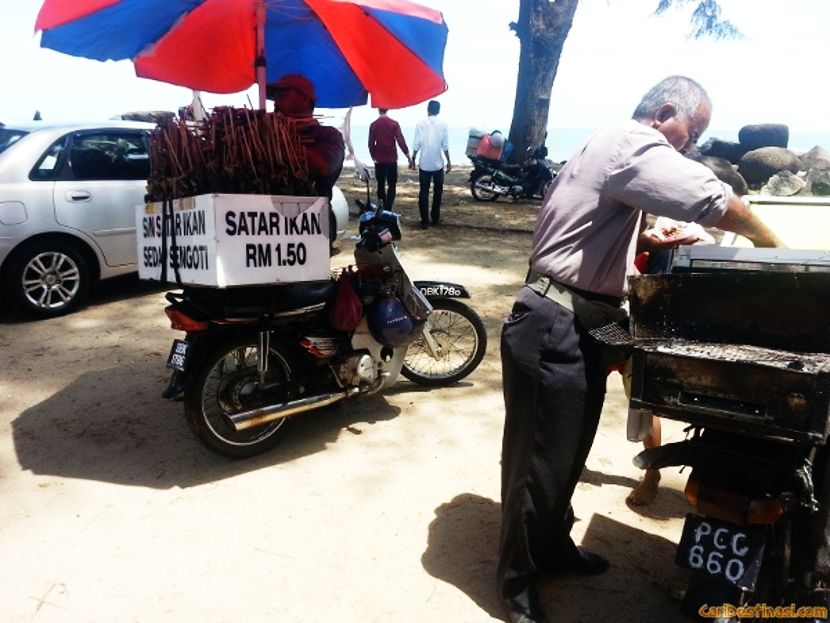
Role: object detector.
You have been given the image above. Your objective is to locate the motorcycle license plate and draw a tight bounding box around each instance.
[166,339,190,372]
[675,514,766,591]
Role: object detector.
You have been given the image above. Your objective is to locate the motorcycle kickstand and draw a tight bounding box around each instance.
[420,325,443,359]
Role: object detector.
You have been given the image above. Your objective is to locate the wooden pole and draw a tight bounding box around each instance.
[256,0,267,111]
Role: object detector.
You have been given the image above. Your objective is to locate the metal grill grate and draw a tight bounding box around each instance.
[588,322,633,346]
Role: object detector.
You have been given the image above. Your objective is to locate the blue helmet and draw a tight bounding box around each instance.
[367,295,424,347]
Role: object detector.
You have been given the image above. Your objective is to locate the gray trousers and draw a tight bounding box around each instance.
[498,286,608,601]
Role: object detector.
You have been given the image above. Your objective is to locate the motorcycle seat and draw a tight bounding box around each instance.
[183,280,336,318]
[501,163,522,173]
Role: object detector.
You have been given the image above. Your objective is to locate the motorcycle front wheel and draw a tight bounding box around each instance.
[184,336,295,459]
[470,173,501,202]
[402,299,487,386]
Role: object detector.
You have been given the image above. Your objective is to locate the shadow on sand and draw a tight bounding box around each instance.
[12,362,402,489]
[422,494,689,622]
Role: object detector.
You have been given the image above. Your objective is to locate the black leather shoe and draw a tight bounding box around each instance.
[502,588,550,623]
[554,548,609,575]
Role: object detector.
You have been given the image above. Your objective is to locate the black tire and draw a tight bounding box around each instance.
[402,298,487,386]
[6,240,91,319]
[748,520,794,611]
[183,335,295,458]
[470,173,500,202]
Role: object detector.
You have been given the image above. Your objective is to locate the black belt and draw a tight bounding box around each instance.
[525,272,627,332]
[526,271,623,307]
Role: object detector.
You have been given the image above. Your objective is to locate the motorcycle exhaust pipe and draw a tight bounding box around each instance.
[475,180,510,196]
[229,388,360,431]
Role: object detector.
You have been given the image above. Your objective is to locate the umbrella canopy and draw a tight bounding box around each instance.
[35,0,448,109]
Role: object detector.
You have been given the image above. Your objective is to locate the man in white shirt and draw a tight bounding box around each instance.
[410,100,451,229]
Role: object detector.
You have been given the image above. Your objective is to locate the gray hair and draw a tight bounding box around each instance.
[632,76,711,120]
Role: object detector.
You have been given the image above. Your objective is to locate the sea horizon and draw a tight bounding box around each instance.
[345,125,830,166]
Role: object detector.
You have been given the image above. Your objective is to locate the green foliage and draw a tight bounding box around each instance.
[654,0,743,40]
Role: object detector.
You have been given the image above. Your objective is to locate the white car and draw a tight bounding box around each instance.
[0,122,348,319]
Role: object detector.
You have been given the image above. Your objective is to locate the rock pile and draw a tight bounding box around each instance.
[695,123,830,197]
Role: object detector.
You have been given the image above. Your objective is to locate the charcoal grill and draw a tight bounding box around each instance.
[627,252,830,445]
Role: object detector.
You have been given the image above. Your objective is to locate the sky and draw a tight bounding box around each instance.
[2,1,830,137]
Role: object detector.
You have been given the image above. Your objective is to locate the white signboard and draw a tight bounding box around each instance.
[137,193,330,287]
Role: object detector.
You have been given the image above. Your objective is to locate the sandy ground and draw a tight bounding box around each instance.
[1,168,696,622]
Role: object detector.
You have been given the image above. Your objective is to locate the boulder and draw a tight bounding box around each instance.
[806,168,830,196]
[699,138,746,164]
[760,170,806,196]
[738,147,802,188]
[801,145,830,171]
[738,124,789,151]
[699,156,749,196]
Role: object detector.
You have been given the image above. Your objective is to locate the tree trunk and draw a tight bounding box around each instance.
[508,0,579,162]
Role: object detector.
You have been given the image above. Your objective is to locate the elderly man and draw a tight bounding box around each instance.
[267,74,344,200]
[497,75,783,623]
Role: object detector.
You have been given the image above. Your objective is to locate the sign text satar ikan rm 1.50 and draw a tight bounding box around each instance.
[136,193,330,288]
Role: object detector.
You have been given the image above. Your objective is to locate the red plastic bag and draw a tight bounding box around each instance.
[329,267,363,332]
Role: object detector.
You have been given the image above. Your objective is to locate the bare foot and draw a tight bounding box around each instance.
[627,469,661,506]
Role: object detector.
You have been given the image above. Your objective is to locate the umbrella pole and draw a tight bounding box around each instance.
[256,0,266,110]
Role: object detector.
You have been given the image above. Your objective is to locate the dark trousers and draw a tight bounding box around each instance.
[418,168,444,225]
[498,287,608,603]
[374,162,398,210]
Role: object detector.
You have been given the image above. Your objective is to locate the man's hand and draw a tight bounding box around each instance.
[446,162,452,173]
[716,195,787,248]
[639,226,700,252]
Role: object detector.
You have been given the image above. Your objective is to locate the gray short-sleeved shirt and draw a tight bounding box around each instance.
[530,120,732,297]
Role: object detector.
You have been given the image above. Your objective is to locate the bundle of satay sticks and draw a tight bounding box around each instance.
[146,106,316,203]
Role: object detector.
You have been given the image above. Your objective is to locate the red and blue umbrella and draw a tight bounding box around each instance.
[35,0,448,109]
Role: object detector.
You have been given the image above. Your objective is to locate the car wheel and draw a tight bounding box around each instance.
[7,241,91,319]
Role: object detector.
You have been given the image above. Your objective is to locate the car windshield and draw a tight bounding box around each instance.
[0,128,29,154]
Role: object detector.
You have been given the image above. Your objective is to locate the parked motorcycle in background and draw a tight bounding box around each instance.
[160,173,487,458]
[466,129,555,202]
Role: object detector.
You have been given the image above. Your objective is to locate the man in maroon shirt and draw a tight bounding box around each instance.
[368,108,410,210]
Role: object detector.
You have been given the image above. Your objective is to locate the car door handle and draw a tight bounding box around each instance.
[65,190,92,202]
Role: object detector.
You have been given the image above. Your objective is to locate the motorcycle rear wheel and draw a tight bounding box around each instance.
[470,173,500,202]
[184,336,295,459]
[402,299,487,386]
